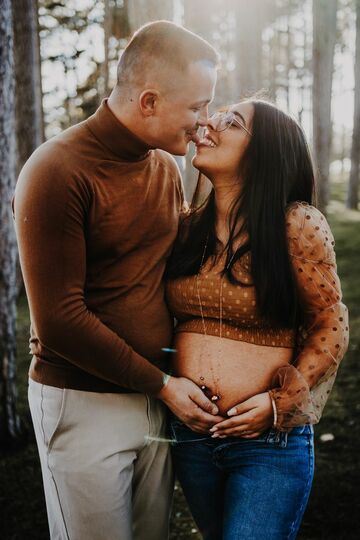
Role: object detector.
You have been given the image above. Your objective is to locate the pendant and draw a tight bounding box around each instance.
[211,394,221,402]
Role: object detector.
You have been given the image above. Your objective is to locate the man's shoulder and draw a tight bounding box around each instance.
[41,120,88,157]
[20,120,90,176]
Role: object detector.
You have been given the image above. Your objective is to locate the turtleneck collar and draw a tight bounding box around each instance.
[86,98,152,162]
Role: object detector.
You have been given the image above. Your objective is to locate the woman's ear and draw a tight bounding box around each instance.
[138,89,160,117]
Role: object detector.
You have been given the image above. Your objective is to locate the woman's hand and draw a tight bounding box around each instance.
[210,392,274,439]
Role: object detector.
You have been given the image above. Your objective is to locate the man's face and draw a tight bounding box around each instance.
[148,61,217,155]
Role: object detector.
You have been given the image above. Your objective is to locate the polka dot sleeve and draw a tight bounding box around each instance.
[269,203,349,431]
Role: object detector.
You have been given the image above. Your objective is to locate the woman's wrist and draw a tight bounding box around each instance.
[268,391,278,429]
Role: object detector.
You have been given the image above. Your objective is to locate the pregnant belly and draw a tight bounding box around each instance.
[172,332,294,417]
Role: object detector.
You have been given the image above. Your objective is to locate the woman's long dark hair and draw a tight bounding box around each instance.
[166,99,316,328]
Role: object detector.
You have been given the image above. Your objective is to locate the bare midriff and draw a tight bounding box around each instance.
[172,331,294,417]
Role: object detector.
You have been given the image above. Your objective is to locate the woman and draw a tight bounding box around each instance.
[165,99,349,540]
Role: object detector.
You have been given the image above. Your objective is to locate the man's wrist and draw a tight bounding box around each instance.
[155,372,172,399]
[161,372,171,389]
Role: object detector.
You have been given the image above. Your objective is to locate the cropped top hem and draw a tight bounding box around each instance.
[175,318,295,348]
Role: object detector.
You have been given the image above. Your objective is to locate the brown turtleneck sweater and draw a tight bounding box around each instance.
[14,99,184,395]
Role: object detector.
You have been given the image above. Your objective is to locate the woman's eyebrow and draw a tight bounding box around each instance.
[232,110,247,126]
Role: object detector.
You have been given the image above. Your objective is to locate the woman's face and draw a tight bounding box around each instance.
[192,101,254,180]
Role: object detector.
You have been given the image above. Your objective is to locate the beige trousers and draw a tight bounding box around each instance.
[28,379,173,540]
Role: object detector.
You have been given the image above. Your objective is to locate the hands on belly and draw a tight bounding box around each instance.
[158,374,274,437]
[209,391,274,439]
[170,333,287,436]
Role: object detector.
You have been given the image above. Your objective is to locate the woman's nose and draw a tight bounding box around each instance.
[206,113,219,131]
[206,117,216,130]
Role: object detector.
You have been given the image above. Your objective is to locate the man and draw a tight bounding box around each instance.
[14,21,220,540]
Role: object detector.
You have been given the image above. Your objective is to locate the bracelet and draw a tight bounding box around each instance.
[161,372,171,389]
[268,391,278,429]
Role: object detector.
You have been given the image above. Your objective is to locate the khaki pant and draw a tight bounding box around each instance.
[28,379,173,540]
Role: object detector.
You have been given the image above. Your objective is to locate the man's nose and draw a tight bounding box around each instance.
[197,105,209,126]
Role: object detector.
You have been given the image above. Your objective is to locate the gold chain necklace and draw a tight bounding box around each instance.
[195,234,237,402]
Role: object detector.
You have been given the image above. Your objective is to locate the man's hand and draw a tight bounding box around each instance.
[156,376,223,433]
[209,392,274,439]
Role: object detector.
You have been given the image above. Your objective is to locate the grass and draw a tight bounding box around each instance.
[293,203,360,540]
[1,195,359,540]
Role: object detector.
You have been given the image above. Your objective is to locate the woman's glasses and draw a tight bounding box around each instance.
[209,111,252,137]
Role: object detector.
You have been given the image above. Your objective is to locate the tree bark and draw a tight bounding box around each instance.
[13,0,44,177]
[13,0,43,298]
[0,0,26,450]
[347,0,360,210]
[101,0,111,100]
[312,0,338,213]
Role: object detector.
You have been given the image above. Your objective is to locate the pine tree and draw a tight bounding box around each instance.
[0,0,26,450]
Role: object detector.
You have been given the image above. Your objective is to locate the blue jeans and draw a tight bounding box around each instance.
[170,420,314,540]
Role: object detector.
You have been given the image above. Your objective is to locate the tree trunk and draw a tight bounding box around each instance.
[233,0,267,98]
[0,0,26,450]
[13,0,43,177]
[13,0,43,298]
[347,0,360,210]
[101,0,111,100]
[312,0,337,213]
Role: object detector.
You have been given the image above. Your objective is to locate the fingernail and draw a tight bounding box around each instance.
[209,427,217,433]
[227,408,236,416]
[212,407,219,415]
[211,433,220,438]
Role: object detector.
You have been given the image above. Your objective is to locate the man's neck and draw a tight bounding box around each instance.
[107,90,145,142]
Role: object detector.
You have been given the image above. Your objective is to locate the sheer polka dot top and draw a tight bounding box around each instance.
[165,201,349,429]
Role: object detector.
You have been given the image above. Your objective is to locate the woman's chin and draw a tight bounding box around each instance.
[192,154,212,175]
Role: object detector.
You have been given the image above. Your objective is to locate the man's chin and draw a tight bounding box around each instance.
[165,142,189,156]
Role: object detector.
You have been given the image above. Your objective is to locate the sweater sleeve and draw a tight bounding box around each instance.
[14,150,165,395]
[269,203,349,431]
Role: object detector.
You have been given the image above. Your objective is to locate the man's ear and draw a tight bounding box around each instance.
[139,89,160,117]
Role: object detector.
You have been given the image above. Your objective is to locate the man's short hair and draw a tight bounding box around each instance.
[117,20,220,89]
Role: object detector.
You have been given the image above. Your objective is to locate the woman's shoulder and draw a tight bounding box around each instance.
[286,200,325,227]
[285,201,330,235]
[285,201,335,263]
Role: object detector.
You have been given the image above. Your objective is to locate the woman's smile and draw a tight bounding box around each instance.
[196,133,218,149]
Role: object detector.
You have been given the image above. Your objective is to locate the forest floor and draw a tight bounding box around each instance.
[1,191,359,540]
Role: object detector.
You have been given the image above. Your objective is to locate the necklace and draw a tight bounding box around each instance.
[195,234,237,402]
